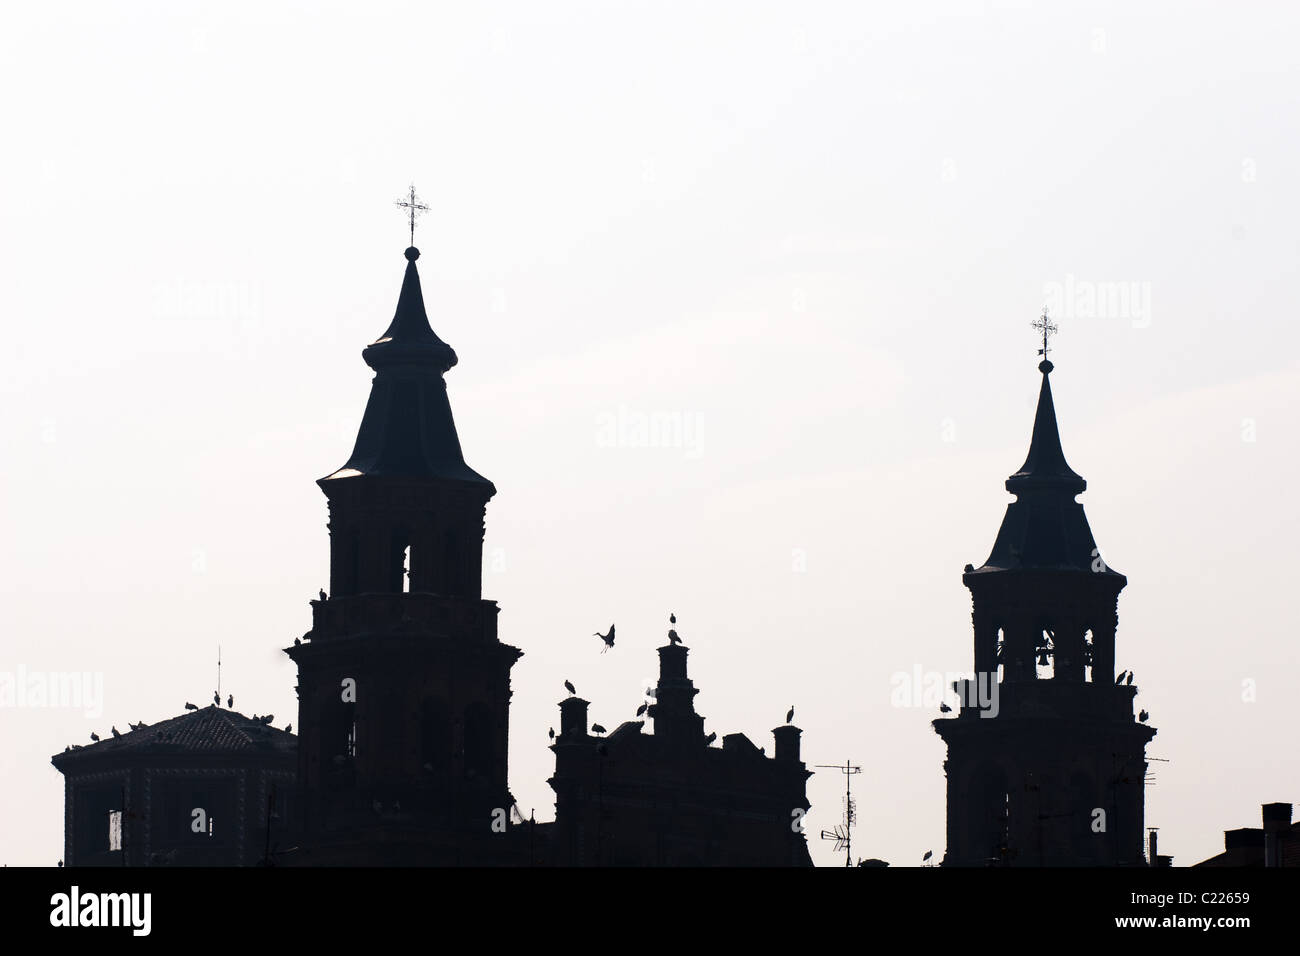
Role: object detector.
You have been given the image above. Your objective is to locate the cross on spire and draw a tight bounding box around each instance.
[1032,307,1058,360]
[394,184,429,247]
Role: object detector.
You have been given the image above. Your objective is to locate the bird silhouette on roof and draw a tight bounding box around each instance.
[111,726,120,737]
[635,703,647,717]
[185,702,198,711]
[590,723,607,736]
[1138,710,1149,722]
[668,629,682,645]
[285,723,292,733]
[786,705,795,724]
[227,694,233,708]
[213,691,221,706]
[670,612,676,624]
[1125,671,1134,686]
[704,731,717,745]
[939,702,952,713]
[89,732,100,742]
[564,680,575,696]
[594,624,615,653]
[548,727,555,741]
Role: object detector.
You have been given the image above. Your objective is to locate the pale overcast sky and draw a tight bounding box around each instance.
[2,1,1298,867]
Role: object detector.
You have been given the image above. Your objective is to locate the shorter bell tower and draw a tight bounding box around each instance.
[934,341,1155,867]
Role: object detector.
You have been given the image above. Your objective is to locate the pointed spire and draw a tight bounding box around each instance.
[1005,360,1086,496]
[323,246,491,487]
[363,247,458,372]
[971,357,1118,576]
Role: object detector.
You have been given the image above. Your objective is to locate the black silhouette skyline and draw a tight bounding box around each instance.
[47,236,1297,867]
[8,6,1298,877]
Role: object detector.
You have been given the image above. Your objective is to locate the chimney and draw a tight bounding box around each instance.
[558,697,589,739]
[773,724,802,763]
[1262,802,1292,867]
[1147,829,1158,866]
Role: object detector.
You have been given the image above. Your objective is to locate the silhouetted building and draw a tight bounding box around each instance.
[285,245,526,865]
[1195,802,1298,867]
[50,706,296,866]
[49,237,814,867]
[548,628,813,866]
[934,356,1155,866]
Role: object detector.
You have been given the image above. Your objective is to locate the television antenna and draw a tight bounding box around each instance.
[816,760,861,867]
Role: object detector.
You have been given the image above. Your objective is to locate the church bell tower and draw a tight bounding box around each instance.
[287,240,522,864]
[934,335,1155,867]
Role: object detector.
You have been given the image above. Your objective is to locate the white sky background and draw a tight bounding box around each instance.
[2,1,1298,867]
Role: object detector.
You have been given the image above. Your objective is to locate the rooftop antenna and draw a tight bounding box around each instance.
[216,644,221,702]
[816,759,861,867]
[394,183,429,247]
[1031,306,1058,361]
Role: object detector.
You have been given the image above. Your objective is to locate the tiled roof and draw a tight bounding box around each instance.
[53,706,296,765]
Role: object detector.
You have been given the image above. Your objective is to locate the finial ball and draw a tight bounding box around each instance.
[1038,359,1054,374]
[405,246,420,261]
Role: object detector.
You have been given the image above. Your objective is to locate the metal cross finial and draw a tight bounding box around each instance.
[394,184,429,247]
[1032,307,1058,359]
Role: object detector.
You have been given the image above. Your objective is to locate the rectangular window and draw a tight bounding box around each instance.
[108,809,122,851]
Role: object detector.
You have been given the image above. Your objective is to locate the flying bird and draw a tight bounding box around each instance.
[90,732,100,742]
[786,706,795,724]
[635,703,647,717]
[564,680,575,696]
[591,723,607,735]
[227,694,233,708]
[185,702,198,710]
[594,624,615,653]
[939,702,952,713]
[668,629,682,645]
[1138,710,1149,723]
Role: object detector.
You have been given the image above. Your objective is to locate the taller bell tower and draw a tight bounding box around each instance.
[934,351,1155,867]
[288,244,522,865]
